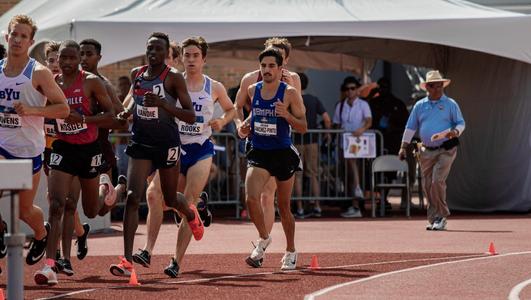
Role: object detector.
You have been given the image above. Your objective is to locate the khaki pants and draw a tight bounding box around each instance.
[419,147,457,223]
[294,143,319,197]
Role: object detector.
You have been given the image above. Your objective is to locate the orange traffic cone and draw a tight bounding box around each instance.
[0,288,5,300]
[487,242,498,255]
[310,255,320,269]
[129,268,141,286]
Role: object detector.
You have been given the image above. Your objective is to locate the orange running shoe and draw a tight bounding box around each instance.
[187,204,204,241]
[109,256,133,277]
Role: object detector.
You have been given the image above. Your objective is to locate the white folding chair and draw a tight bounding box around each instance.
[371,155,410,218]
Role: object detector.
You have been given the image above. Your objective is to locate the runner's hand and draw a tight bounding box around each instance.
[238,122,251,138]
[65,110,83,124]
[281,69,293,86]
[398,147,407,160]
[209,118,224,132]
[143,92,165,107]
[275,100,290,119]
[13,102,34,116]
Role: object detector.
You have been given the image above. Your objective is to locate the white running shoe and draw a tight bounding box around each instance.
[280,251,298,270]
[432,218,447,231]
[34,264,58,286]
[341,207,362,218]
[100,173,117,206]
[250,236,272,261]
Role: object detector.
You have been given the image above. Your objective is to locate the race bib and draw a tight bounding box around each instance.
[137,104,159,120]
[49,153,63,166]
[56,119,87,135]
[167,146,180,163]
[90,154,102,167]
[0,112,22,128]
[254,116,277,136]
[44,124,56,137]
[152,83,166,98]
[179,121,204,135]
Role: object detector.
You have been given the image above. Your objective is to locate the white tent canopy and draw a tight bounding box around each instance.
[1,0,530,66]
[2,0,531,212]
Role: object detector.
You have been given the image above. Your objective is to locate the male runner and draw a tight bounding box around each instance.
[34,40,115,285]
[43,41,91,264]
[109,32,204,278]
[0,42,5,276]
[0,15,69,267]
[133,36,235,277]
[239,48,306,270]
[234,37,301,238]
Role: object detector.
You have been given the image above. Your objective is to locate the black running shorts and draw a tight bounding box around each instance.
[247,145,302,181]
[125,141,180,170]
[49,140,102,179]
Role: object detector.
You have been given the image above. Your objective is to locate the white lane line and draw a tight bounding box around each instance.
[305,251,531,300]
[508,278,531,300]
[37,253,484,300]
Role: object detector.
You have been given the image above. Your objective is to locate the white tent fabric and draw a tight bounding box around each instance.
[1,0,530,66]
[1,0,531,212]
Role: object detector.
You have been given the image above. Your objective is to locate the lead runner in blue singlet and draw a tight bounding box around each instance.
[239,48,307,270]
[109,32,204,278]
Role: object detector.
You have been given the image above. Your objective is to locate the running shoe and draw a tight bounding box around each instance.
[187,204,204,241]
[132,249,151,268]
[197,191,212,227]
[432,217,447,231]
[76,223,90,260]
[26,222,50,265]
[0,221,7,259]
[34,264,58,285]
[163,257,180,278]
[109,257,133,277]
[245,236,272,268]
[100,173,117,206]
[173,211,182,226]
[55,258,74,276]
[280,251,298,270]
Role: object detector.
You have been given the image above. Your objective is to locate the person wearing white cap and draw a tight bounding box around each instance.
[399,70,465,231]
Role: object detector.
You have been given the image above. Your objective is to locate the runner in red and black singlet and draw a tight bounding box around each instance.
[35,40,115,286]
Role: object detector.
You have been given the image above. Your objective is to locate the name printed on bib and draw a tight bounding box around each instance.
[44,124,57,137]
[56,119,87,135]
[137,105,159,120]
[179,121,204,135]
[0,112,22,128]
[254,116,277,136]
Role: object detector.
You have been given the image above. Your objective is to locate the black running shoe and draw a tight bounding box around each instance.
[76,223,90,260]
[132,249,151,268]
[163,257,180,278]
[56,258,74,276]
[118,175,127,185]
[197,191,212,227]
[0,221,7,259]
[26,222,50,265]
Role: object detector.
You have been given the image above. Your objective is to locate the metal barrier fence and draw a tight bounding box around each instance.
[291,129,384,202]
[109,129,386,218]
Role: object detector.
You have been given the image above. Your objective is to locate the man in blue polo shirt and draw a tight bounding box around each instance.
[399,70,465,231]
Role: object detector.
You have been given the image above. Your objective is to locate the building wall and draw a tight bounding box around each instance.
[0,0,20,17]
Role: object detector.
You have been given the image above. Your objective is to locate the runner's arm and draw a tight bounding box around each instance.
[276,87,307,134]
[17,64,69,118]
[164,72,195,124]
[209,81,236,132]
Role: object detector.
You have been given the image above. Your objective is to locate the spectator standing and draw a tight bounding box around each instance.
[333,77,372,218]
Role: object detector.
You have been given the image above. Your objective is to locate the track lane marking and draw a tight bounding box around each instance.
[36,253,487,300]
[508,278,531,300]
[305,251,531,300]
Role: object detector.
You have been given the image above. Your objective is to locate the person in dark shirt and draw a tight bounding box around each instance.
[369,77,409,155]
[292,73,332,218]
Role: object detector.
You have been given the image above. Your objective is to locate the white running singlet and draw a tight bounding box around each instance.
[178,75,214,145]
[0,58,46,157]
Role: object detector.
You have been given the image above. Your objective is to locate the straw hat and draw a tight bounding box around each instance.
[420,70,451,90]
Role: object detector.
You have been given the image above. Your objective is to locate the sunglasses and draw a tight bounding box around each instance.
[426,82,443,88]
[345,86,358,91]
